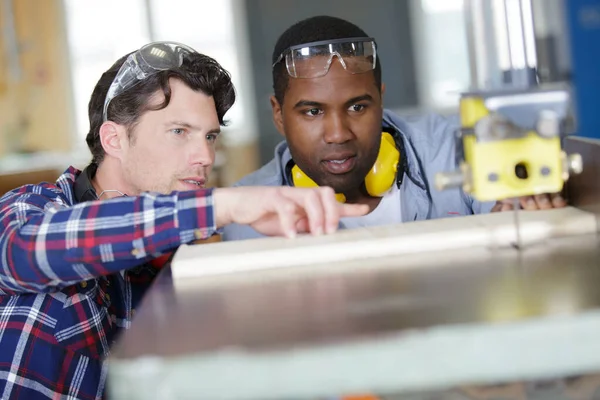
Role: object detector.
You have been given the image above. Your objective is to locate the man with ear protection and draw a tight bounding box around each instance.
[222,15,567,242]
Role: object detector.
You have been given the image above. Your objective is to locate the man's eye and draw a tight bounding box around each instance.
[206,134,218,142]
[171,128,185,135]
[349,104,365,112]
[304,108,322,116]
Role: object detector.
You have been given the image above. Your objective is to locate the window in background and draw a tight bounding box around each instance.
[63,0,151,155]
[147,0,253,145]
[409,0,470,114]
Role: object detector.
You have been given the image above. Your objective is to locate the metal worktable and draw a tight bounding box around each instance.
[107,137,600,400]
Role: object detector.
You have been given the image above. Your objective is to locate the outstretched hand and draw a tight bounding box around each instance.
[491,192,567,212]
[213,186,369,238]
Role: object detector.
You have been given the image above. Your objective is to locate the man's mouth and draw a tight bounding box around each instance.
[180,178,206,189]
[321,155,356,174]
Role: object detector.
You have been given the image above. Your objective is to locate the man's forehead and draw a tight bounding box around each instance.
[286,64,378,102]
[148,79,214,108]
[142,82,219,128]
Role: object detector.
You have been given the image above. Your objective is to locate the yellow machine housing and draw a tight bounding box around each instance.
[460,94,566,202]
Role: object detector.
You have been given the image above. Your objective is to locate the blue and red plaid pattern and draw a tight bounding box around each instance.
[0,167,217,399]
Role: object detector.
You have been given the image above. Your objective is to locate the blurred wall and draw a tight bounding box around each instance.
[0,0,74,157]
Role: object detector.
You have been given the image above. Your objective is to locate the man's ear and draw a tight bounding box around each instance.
[99,122,127,160]
[379,83,386,110]
[270,95,285,137]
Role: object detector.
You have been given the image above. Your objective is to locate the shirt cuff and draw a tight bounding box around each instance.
[175,188,218,243]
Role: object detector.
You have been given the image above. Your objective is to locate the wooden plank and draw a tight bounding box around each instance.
[171,207,598,282]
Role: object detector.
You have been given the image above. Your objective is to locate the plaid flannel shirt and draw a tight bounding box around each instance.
[0,167,217,399]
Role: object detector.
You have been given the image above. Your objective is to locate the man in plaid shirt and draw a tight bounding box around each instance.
[0,42,367,399]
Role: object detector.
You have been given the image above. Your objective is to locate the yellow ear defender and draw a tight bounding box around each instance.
[291,132,401,203]
[291,165,348,203]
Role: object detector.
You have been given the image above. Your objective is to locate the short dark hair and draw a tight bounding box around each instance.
[86,49,236,164]
[272,15,382,105]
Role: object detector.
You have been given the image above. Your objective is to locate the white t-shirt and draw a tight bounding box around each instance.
[340,184,402,229]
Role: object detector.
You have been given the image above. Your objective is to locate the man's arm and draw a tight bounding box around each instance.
[0,186,217,295]
[0,184,368,295]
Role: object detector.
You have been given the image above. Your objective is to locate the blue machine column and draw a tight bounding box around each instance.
[565,0,600,139]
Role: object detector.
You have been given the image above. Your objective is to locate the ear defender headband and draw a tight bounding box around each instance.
[291,132,402,202]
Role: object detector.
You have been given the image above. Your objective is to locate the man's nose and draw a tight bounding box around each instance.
[189,137,214,166]
[323,112,353,144]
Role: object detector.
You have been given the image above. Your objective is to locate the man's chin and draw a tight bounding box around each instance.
[308,168,366,195]
[326,181,364,197]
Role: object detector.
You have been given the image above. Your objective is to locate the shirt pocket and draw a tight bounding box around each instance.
[53,279,113,359]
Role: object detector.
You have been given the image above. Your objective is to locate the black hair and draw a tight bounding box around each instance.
[86,47,236,164]
[272,15,382,105]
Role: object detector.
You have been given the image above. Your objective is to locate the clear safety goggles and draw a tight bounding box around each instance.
[273,37,377,79]
[103,41,197,122]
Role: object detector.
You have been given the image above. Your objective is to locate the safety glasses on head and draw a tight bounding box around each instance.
[272,37,377,79]
[102,41,197,122]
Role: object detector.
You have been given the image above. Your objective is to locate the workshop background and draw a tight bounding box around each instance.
[0,0,568,196]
